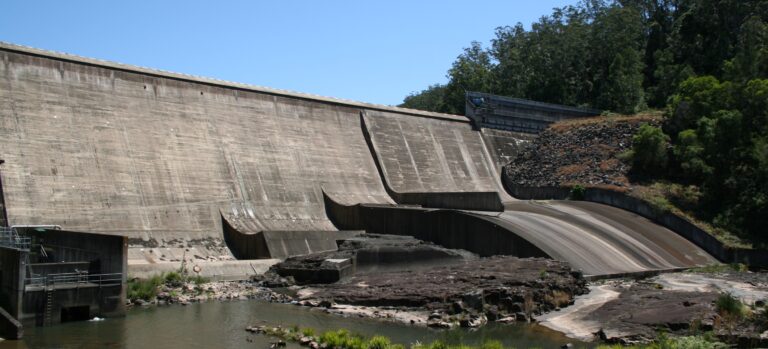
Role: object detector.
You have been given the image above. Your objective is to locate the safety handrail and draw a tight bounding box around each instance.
[24,272,123,287]
[0,227,31,250]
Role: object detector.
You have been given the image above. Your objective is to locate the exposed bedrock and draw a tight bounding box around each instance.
[296,256,588,327]
[271,234,478,284]
[540,271,768,346]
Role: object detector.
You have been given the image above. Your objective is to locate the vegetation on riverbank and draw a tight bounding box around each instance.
[127,271,208,301]
[248,324,729,349]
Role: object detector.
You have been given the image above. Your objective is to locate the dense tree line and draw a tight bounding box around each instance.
[402,0,768,243]
[401,0,766,115]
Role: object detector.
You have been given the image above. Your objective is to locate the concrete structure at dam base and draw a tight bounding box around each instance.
[0,226,126,338]
[0,42,722,286]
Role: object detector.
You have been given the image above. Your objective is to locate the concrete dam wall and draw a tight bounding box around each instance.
[0,42,716,277]
[0,43,401,269]
[360,104,717,276]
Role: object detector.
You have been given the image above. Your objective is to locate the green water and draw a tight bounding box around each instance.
[1,301,590,349]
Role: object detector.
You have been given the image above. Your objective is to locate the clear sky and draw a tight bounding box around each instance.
[1,1,575,106]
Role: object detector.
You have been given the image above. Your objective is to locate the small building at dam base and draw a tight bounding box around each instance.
[0,227,126,339]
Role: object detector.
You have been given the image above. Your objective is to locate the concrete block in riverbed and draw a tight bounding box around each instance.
[275,258,355,284]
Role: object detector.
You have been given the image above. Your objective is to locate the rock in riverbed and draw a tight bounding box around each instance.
[295,256,587,328]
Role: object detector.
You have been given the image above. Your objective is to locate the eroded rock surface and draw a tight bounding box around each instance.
[540,271,768,345]
[295,256,587,328]
[272,234,478,284]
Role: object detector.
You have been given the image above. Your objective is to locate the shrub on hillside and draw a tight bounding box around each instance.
[630,123,670,176]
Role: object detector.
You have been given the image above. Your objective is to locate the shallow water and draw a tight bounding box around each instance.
[1,301,591,349]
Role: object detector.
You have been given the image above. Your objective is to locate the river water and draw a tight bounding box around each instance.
[1,301,590,349]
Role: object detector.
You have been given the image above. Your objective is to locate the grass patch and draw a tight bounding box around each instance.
[631,182,751,249]
[548,111,663,133]
[545,290,572,308]
[714,292,750,335]
[688,263,748,273]
[127,274,164,301]
[715,293,749,320]
[127,271,210,302]
[569,184,585,200]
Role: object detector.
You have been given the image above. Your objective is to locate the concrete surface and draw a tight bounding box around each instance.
[363,110,509,196]
[221,211,364,259]
[0,43,396,276]
[127,259,280,281]
[362,109,717,275]
[465,91,601,133]
[474,201,717,275]
[0,42,720,277]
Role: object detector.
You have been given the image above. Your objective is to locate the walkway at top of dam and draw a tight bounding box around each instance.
[0,41,716,277]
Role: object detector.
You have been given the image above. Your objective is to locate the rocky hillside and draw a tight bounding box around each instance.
[503,114,662,189]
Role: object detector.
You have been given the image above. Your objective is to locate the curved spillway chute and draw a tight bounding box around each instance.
[471,201,718,276]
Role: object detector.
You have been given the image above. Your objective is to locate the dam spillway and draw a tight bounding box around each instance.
[0,42,716,277]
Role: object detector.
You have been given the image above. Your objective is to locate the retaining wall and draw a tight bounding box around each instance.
[465,91,601,133]
[323,192,547,258]
[221,214,362,259]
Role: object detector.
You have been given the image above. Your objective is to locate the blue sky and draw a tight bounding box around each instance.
[1,1,574,106]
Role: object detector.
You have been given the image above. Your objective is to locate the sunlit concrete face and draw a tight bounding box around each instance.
[478,201,717,275]
[0,46,390,245]
[363,110,717,276]
[0,42,716,277]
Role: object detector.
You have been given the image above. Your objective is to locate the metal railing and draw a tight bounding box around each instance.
[25,272,123,288]
[0,227,31,250]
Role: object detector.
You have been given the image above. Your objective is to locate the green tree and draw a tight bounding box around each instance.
[591,4,646,113]
[597,47,646,113]
[399,84,447,113]
[665,76,732,137]
[631,123,670,176]
[490,23,530,98]
[673,129,711,180]
[443,42,496,115]
[725,16,768,82]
